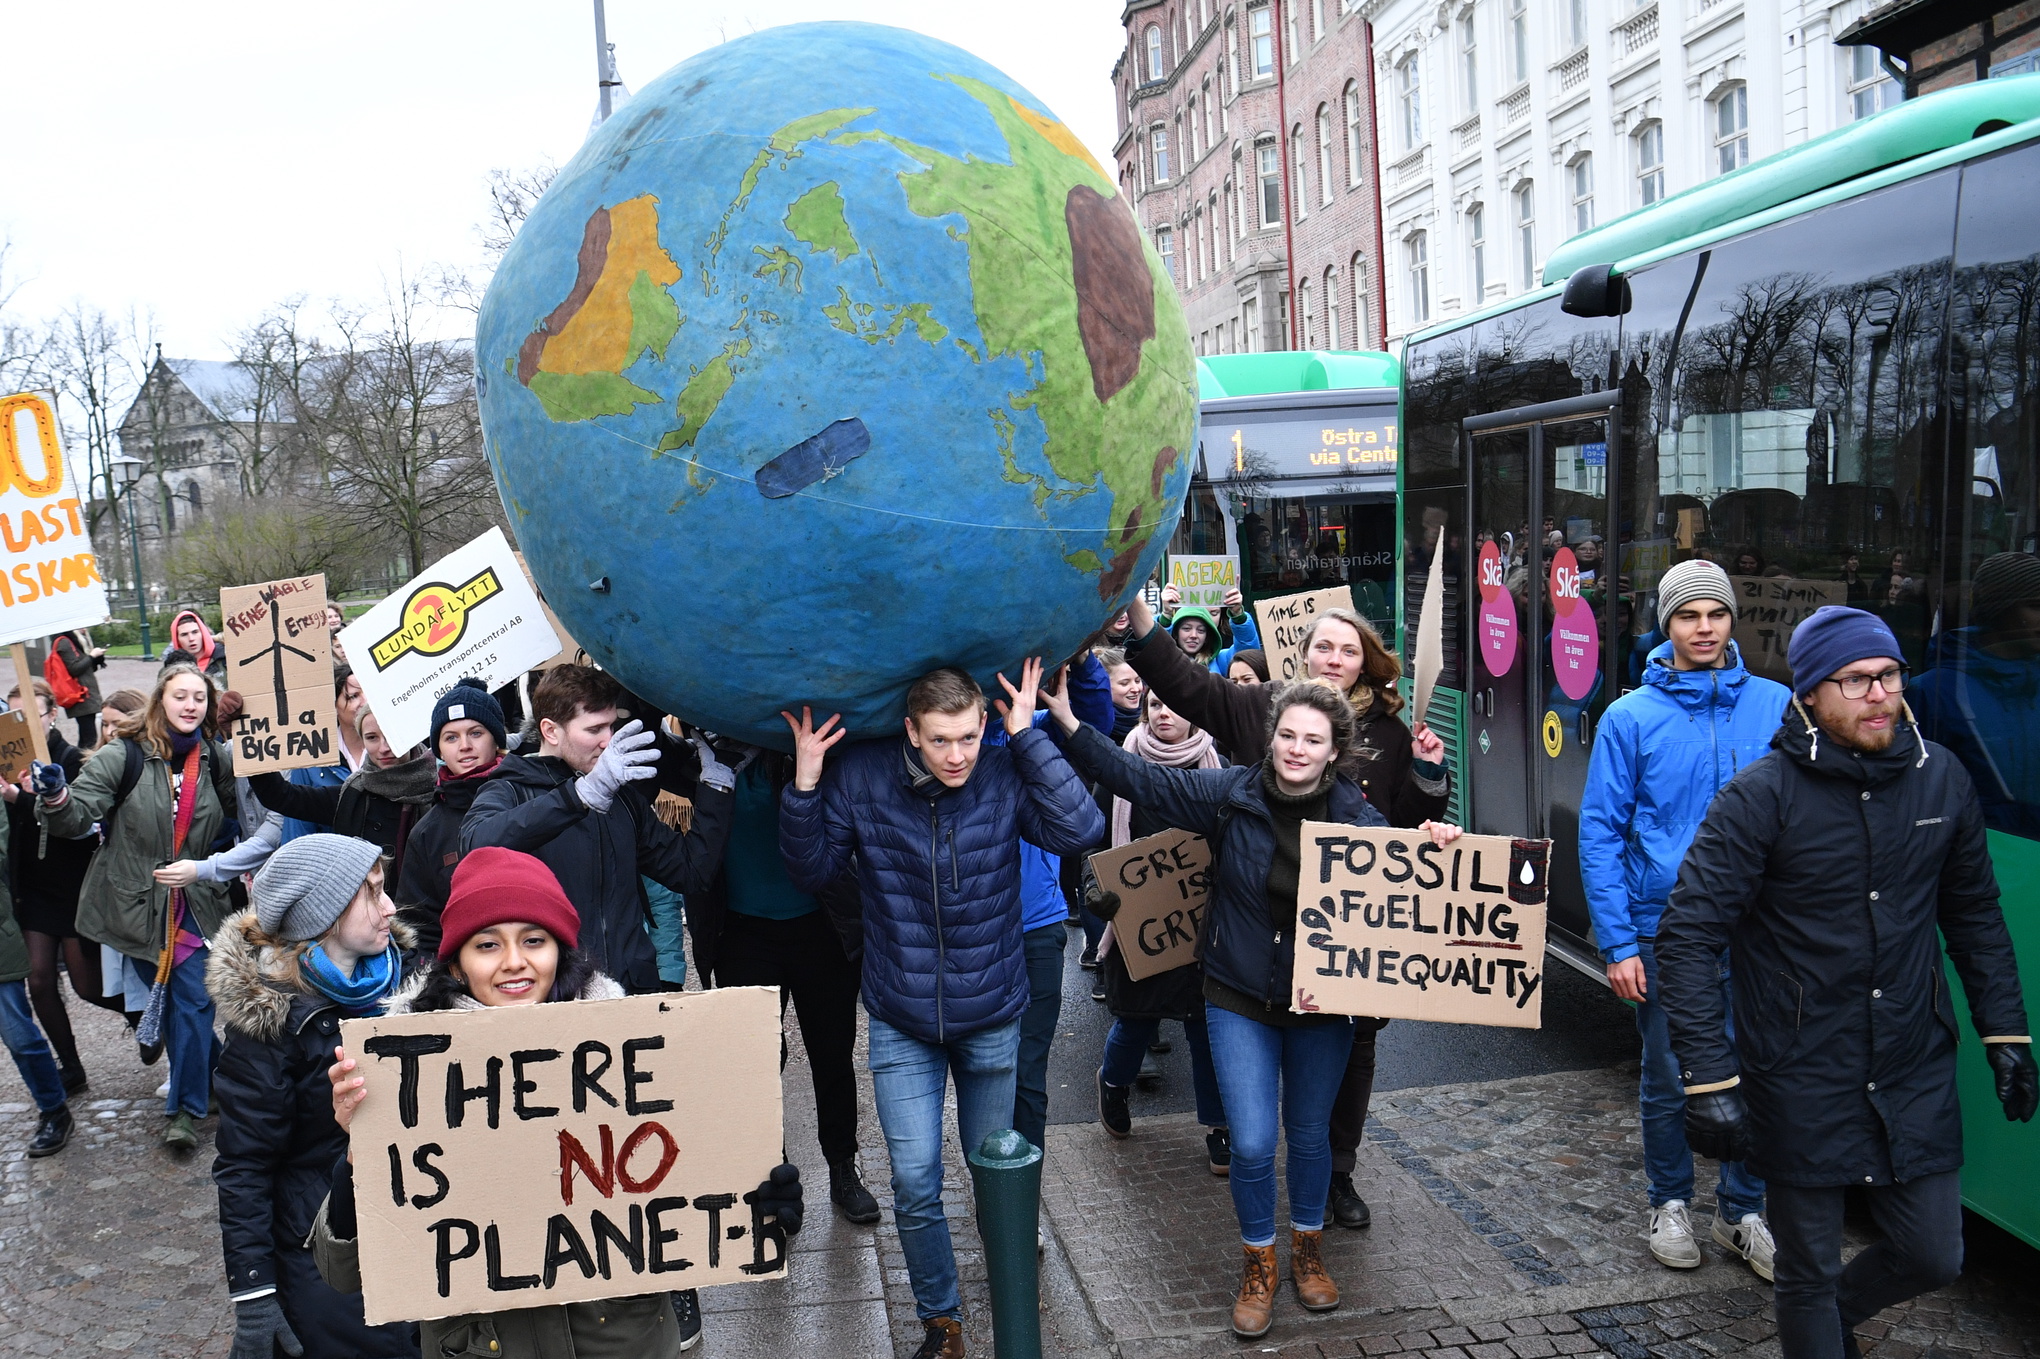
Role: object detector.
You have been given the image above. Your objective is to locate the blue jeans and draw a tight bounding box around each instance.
[1012,925,1065,1150]
[1204,1003,1353,1245]
[867,1015,1022,1321]
[0,979,65,1113]
[166,943,221,1118]
[1637,940,1764,1219]
[1102,1008,1225,1127]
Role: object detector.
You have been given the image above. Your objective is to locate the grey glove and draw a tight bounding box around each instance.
[574,719,658,813]
[691,734,737,793]
[230,1295,302,1359]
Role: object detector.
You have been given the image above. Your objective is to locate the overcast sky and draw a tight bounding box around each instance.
[3,1,1129,361]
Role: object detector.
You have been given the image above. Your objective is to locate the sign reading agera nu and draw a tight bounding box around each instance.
[339,988,785,1324]
[1289,826,1553,1029]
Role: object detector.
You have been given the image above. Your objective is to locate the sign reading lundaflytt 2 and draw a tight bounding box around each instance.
[337,527,562,755]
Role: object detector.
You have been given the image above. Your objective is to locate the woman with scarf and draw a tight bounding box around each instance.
[167,608,229,682]
[34,663,239,1150]
[209,835,419,1359]
[1089,688,1230,1173]
[315,848,807,1357]
[245,709,438,896]
[394,678,506,955]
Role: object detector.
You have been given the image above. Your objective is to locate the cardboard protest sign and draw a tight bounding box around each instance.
[0,392,109,646]
[1089,829,1211,982]
[340,987,785,1324]
[218,575,336,772]
[0,708,36,783]
[1410,531,1447,726]
[338,528,563,755]
[1727,576,1847,684]
[1254,586,1355,682]
[1289,826,1553,1028]
[1165,555,1239,614]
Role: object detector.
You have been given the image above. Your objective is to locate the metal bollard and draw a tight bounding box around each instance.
[966,1128,1043,1359]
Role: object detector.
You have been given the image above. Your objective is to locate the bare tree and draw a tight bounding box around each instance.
[43,304,157,555]
[212,297,319,496]
[163,495,353,592]
[0,240,50,393]
[480,161,559,260]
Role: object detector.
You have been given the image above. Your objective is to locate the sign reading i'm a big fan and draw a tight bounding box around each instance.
[1289,826,1553,1028]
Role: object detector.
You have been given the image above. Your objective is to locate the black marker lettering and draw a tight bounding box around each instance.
[542,1215,597,1287]
[1471,850,1505,893]
[573,1041,618,1112]
[411,1143,451,1209]
[364,1033,451,1129]
[623,1037,674,1115]
[1414,841,1445,889]
[648,1196,693,1273]
[429,1218,480,1298]
[693,1193,738,1269]
[591,1205,645,1278]
[511,1048,562,1120]
[484,1222,540,1291]
[446,1057,502,1130]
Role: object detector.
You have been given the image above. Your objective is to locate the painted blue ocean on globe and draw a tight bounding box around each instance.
[476,22,1196,746]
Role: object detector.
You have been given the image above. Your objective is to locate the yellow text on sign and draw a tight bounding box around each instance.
[0,394,69,499]
[369,568,504,671]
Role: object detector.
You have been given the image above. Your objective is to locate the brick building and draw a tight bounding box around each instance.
[1838,0,2040,94]
[1111,0,1388,356]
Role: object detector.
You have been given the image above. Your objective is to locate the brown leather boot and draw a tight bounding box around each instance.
[1232,1241,1279,1337]
[912,1316,964,1358]
[1291,1228,1341,1311]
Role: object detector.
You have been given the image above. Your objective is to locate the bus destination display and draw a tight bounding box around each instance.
[1202,407,1399,485]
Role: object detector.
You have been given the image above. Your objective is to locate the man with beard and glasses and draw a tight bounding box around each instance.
[1659,606,2035,1359]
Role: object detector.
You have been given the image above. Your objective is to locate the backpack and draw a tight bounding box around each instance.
[97,736,231,846]
[44,645,87,709]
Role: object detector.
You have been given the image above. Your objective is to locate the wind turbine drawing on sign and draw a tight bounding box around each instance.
[236,595,319,721]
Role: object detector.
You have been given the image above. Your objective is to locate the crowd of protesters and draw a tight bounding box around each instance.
[0,568,2032,1359]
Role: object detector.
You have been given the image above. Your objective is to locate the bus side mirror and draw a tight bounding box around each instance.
[1560,264,1632,318]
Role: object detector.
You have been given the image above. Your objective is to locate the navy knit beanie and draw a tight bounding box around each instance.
[430,677,508,752]
[1786,606,1903,698]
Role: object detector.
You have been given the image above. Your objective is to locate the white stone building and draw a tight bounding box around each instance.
[1355,0,1907,342]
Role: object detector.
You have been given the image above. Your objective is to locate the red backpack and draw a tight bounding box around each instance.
[45,643,87,709]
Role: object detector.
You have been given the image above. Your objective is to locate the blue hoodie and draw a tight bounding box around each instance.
[983,651,1115,932]
[1578,640,1790,963]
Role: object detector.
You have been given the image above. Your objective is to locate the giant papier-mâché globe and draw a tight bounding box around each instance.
[476,22,1196,746]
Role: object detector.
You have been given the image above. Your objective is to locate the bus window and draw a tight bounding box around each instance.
[1614,168,1959,694]
[1236,495,1396,632]
[1914,140,2040,842]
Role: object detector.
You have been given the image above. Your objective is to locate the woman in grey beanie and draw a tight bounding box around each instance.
[204,834,420,1359]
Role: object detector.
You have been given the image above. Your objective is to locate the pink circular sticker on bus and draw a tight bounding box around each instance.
[1477,540,1518,677]
[1548,546,1599,701]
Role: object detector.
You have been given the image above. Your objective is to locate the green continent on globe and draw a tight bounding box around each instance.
[516,194,686,422]
[785,182,860,262]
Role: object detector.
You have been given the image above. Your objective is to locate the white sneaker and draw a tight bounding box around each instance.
[155,1080,171,1098]
[1648,1200,1703,1269]
[1713,1211,1776,1282]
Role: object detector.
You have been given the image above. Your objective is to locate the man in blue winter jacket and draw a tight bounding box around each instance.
[780,659,1105,1359]
[1579,559,1789,1279]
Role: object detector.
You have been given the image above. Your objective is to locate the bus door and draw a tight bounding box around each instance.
[1464,391,1621,949]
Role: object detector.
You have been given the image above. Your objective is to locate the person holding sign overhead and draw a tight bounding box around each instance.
[1040,673,1460,1340]
[1114,592,1449,1232]
[317,847,806,1357]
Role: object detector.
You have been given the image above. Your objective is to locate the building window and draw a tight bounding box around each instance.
[1325,267,1341,348]
[1186,99,1198,160]
[1515,181,1536,289]
[1311,0,1325,43]
[1351,252,1369,346]
[1317,105,1334,204]
[1202,77,1215,148]
[1156,226,1175,282]
[1636,121,1664,205]
[1249,4,1275,77]
[1850,45,1903,120]
[1397,53,1423,149]
[1299,278,1315,347]
[1146,25,1164,81]
[1459,10,1479,114]
[1210,192,1221,268]
[1713,84,1749,174]
[1258,140,1282,226]
[1344,81,1365,185]
[1468,203,1487,300]
[1285,2,1298,65]
[1292,125,1309,220]
[1570,156,1593,234]
[1406,232,1430,325]
[1565,0,1587,51]
[1152,123,1171,182]
[1507,0,1528,85]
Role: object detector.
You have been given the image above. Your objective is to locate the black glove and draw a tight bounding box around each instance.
[1684,1087,1754,1163]
[1987,1042,2038,1123]
[748,1161,804,1236]
[1086,886,1122,922]
[229,1295,303,1359]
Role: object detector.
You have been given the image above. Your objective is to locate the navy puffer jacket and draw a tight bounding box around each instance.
[780,727,1105,1043]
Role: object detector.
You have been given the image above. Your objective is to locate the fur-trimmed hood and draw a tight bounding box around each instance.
[206,909,419,1043]
[384,965,626,1015]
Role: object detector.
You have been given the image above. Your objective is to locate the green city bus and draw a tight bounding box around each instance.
[1399,77,2040,1246]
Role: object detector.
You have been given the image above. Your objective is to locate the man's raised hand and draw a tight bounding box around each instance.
[781,707,846,792]
[993,657,1045,738]
[1037,665,1079,734]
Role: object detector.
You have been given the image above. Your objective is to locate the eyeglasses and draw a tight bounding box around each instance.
[1825,667,1907,700]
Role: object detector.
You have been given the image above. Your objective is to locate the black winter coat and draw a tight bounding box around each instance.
[206,911,418,1354]
[1060,722,1386,1019]
[247,756,438,884]
[1099,798,1207,1021]
[1661,711,2029,1187]
[459,754,733,993]
[394,773,488,957]
[5,729,93,933]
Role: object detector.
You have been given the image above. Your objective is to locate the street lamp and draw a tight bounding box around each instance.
[109,454,153,660]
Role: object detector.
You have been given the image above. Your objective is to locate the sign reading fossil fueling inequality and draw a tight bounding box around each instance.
[337,527,563,755]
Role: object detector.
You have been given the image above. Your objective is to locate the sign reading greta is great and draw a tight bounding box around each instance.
[1289,826,1553,1029]
[339,988,785,1324]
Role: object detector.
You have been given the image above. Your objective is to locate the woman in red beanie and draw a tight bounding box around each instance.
[312,848,804,1356]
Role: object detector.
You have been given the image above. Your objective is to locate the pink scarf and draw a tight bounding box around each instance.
[1109,721,1220,847]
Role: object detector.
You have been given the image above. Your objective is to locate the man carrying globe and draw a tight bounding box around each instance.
[780,659,1105,1359]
